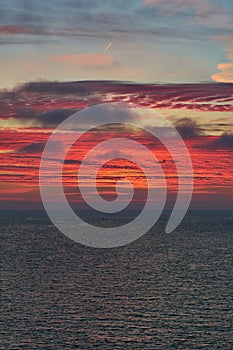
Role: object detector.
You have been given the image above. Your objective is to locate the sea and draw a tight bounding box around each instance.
[1,210,233,349]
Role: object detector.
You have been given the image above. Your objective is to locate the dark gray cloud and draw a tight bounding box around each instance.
[18,140,63,153]
[36,109,77,126]
[19,142,45,153]
[175,118,203,138]
[210,133,233,149]
[194,132,233,150]
[64,159,81,165]
[18,81,92,95]
[73,104,137,128]
[33,106,136,128]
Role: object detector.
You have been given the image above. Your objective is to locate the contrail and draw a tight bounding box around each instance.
[104,39,114,53]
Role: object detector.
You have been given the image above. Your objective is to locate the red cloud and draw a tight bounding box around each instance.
[0,81,232,124]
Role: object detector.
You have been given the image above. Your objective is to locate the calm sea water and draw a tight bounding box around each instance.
[1,211,233,349]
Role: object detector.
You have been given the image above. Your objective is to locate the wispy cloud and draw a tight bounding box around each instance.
[144,0,231,27]
[0,25,37,35]
[0,81,232,129]
[2,0,232,44]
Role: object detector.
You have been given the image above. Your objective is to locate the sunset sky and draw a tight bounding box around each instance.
[0,0,233,211]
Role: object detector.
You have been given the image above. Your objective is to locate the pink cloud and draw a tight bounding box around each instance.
[51,53,113,67]
[211,35,233,83]
[211,62,233,83]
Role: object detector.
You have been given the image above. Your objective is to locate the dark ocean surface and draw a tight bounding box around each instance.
[1,211,233,349]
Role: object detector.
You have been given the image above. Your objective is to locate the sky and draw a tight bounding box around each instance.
[0,0,233,211]
[0,0,233,87]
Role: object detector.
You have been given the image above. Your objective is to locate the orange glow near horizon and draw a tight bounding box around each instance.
[1,126,233,210]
